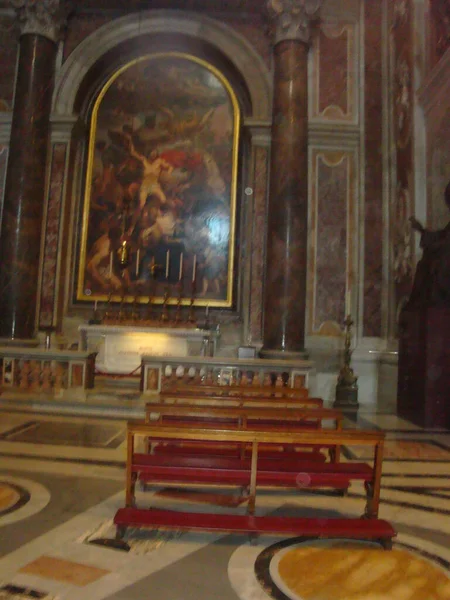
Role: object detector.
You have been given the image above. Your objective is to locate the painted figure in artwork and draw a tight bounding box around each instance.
[408,180,450,306]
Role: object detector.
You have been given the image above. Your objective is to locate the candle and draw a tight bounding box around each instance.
[136,249,140,277]
[94,300,98,311]
[192,254,197,282]
[179,252,183,281]
[206,304,209,317]
[165,249,170,279]
[109,251,113,277]
[345,290,351,316]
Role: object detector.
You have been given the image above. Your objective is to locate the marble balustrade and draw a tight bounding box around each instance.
[140,355,316,395]
[0,347,96,394]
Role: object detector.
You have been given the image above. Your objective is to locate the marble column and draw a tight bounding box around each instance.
[261,0,322,358]
[0,1,65,342]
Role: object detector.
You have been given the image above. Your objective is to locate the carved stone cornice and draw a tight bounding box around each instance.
[267,0,323,45]
[10,0,68,43]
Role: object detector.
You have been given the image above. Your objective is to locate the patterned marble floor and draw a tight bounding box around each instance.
[0,410,448,600]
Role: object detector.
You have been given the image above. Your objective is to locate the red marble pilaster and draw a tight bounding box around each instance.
[0,16,16,111]
[363,0,383,337]
[249,145,269,343]
[390,0,415,325]
[314,155,349,330]
[262,39,309,355]
[39,143,67,328]
[0,34,57,340]
[0,146,8,222]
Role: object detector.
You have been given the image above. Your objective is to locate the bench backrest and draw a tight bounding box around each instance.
[128,419,384,446]
[158,393,322,408]
[162,384,308,399]
[145,403,342,429]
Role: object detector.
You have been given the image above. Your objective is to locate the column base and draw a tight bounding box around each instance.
[259,348,309,360]
[0,337,40,348]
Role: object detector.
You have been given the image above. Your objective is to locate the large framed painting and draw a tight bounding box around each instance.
[76,53,240,308]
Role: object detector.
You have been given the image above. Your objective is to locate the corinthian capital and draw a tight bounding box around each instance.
[11,0,68,43]
[267,0,323,44]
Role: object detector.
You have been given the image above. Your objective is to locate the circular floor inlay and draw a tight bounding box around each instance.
[0,483,21,511]
[276,547,450,600]
[0,475,50,526]
[0,481,28,516]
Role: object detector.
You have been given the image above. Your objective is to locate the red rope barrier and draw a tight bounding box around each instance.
[95,365,142,378]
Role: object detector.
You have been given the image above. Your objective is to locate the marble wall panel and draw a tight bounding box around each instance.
[430,115,450,229]
[63,15,112,62]
[363,0,383,337]
[389,0,415,323]
[228,18,271,70]
[0,16,17,111]
[63,12,271,71]
[39,144,67,328]
[311,22,357,123]
[428,0,450,72]
[308,150,355,336]
[248,145,268,344]
[0,145,8,226]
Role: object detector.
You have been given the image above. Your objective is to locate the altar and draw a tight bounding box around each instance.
[79,325,220,374]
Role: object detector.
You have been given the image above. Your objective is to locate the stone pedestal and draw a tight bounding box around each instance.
[397,306,450,428]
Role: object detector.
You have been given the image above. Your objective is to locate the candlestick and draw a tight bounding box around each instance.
[192,254,197,282]
[166,250,170,279]
[150,256,155,278]
[179,252,183,281]
[136,249,140,277]
[109,251,113,277]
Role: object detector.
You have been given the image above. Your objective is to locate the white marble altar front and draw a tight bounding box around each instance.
[78,325,219,374]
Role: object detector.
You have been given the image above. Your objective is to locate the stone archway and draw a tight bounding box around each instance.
[53,9,272,121]
[48,9,272,346]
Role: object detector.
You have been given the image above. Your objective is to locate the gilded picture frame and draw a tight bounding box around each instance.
[76,52,240,308]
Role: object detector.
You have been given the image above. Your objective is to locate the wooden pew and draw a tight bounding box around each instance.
[162,384,309,399]
[145,403,343,462]
[158,392,322,408]
[115,421,395,546]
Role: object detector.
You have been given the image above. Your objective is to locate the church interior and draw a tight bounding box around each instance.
[0,1,449,599]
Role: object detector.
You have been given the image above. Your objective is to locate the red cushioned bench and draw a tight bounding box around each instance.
[114,507,396,548]
[114,420,395,547]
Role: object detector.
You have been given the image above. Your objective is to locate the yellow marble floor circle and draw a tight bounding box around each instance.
[0,482,21,513]
[276,546,450,600]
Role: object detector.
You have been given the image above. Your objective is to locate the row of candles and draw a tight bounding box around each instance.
[108,249,197,282]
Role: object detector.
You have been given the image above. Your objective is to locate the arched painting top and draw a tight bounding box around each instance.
[53,9,271,120]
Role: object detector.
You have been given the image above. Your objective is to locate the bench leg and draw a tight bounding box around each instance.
[363,481,374,518]
[379,538,393,550]
[116,525,127,540]
[248,532,258,546]
[125,431,135,507]
[247,441,258,516]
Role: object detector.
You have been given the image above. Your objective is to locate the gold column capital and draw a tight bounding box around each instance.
[10,0,70,43]
[267,0,323,45]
